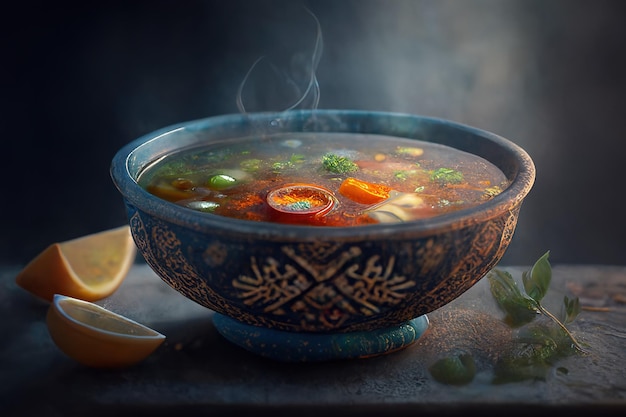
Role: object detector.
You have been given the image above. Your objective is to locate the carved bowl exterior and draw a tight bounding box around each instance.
[110,110,535,333]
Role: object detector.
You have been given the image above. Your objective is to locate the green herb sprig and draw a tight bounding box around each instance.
[487,251,586,353]
[321,153,358,174]
[430,167,464,184]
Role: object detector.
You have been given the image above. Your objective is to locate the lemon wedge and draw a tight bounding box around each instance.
[46,294,166,368]
[15,226,136,302]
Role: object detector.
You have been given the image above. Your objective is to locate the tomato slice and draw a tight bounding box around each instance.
[266,184,336,225]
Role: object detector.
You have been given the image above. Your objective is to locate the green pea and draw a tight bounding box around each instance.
[209,174,237,190]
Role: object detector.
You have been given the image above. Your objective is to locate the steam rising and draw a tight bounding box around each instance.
[236,7,323,113]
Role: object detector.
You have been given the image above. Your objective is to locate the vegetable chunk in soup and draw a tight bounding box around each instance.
[138,133,509,226]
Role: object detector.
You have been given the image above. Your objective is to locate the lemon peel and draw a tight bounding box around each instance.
[15,225,136,302]
[46,294,165,368]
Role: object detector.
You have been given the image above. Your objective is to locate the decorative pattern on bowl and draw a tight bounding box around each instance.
[127,204,518,332]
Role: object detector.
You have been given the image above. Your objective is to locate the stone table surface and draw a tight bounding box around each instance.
[1,263,625,417]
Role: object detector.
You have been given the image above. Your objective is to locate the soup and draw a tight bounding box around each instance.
[137,132,509,226]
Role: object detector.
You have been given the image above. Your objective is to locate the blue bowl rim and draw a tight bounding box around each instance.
[110,109,536,240]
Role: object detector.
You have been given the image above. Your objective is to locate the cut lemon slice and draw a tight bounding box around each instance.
[47,294,165,368]
[15,225,136,302]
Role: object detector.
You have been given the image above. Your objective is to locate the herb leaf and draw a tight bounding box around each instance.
[488,269,539,327]
[562,295,582,325]
[429,353,476,385]
[488,251,587,354]
[522,250,551,302]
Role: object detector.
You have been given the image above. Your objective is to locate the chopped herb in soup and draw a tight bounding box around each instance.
[137,132,509,226]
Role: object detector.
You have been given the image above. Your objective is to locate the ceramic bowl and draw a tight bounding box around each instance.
[110,110,535,360]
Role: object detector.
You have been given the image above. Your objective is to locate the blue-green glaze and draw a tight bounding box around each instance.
[212,313,429,362]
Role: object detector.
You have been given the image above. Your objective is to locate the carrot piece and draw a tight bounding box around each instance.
[339,177,391,204]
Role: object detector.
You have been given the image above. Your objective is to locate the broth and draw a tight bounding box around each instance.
[137,132,509,226]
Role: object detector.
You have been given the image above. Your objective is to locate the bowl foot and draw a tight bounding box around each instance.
[212,313,429,362]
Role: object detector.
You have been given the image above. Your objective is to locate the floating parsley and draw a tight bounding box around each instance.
[272,154,306,173]
[321,153,358,174]
[430,167,464,184]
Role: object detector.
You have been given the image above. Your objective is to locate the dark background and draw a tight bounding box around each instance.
[3,0,625,266]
